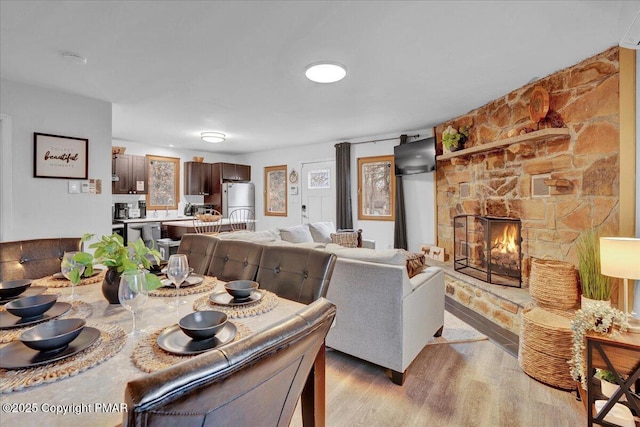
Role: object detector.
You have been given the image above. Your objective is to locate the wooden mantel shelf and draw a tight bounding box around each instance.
[436,128,570,161]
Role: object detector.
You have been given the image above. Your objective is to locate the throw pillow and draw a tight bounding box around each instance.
[308,221,336,243]
[279,224,313,243]
[401,250,426,278]
[330,231,359,248]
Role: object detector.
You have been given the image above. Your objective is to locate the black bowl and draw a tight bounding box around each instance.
[20,318,86,352]
[224,280,259,300]
[179,311,227,341]
[5,294,58,318]
[0,279,32,299]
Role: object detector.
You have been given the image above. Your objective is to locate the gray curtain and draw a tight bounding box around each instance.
[394,135,408,249]
[335,142,352,230]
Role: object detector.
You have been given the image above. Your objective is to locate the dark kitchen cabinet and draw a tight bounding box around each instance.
[221,163,251,182]
[112,154,147,194]
[184,161,213,196]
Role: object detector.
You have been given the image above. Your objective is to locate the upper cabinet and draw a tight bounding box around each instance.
[112,154,147,194]
[184,161,213,196]
[220,163,251,182]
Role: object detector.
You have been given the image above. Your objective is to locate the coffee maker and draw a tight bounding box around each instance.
[114,203,128,220]
[138,200,147,218]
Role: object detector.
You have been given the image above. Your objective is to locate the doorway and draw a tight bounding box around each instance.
[300,160,335,225]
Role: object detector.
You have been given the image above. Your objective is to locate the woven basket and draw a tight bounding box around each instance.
[529,258,578,310]
[518,306,576,390]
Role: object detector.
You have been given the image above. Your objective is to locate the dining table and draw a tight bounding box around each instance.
[0,273,324,426]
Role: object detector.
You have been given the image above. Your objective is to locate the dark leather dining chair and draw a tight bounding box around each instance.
[123,298,337,427]
[256,245,337,304]
[0,238,81,281]
[176,234,217,274]
[205,239,263,282]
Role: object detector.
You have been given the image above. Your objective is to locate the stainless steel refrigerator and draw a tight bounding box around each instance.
[222,182,255,217]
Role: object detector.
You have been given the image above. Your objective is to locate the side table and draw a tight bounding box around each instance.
[585,331,640,426]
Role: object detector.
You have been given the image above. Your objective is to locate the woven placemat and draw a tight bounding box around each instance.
[0,301,94,343]
[193,291,279,319]
[0,322,126,394]
[132,322,252,373]
[32,269,106,288]
[148,276,218,298]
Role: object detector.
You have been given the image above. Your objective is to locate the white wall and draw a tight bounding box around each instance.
[0,79,112,241]
[110,141,237,217]
[240,128,436,251]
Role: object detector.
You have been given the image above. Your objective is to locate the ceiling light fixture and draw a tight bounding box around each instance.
[201,132,225,143]
[62,51,88,65]
[305,61,347,83]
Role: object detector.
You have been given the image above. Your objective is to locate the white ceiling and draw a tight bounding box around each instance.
[1,1,639,154]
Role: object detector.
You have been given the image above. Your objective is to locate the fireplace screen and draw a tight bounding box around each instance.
[454,215,522,287]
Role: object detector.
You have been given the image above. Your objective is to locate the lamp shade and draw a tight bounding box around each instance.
[600,237,640,280]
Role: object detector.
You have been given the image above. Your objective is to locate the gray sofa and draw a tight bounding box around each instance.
[212,225,446,385]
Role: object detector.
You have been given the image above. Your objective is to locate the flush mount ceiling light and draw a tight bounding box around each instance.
[201,132,225,143]
[305,61,346,83]
[62,51,87,65]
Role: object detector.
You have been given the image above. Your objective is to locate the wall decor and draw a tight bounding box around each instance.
[264,165,287,216]
[307,168,330,189]
[357,155,395,221]
[33,133,88,179]
[146,155,180,211]
[289,169,299,184]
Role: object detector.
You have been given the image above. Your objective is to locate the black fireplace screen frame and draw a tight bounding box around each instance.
[453,215,522,288]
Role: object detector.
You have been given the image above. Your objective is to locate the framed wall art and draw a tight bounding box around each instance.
[33,133,88,179]
[264,165,287,216]
[146,155,180,211]
[357,155,395,221]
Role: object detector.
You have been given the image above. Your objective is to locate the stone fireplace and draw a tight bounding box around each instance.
[431,46,623,335]
[454,215,522,287]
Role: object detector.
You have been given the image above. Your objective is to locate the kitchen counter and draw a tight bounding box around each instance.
[113,216,195,224]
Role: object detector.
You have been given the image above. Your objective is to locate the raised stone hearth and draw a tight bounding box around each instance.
[428,259,531,336]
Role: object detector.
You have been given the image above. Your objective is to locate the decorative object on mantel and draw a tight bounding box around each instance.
[442,125,469,152]
[529,86,550,125]
[576,228,612,305]
[569,301,628,390]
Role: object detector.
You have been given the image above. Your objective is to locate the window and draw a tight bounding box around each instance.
[357,155,395,221]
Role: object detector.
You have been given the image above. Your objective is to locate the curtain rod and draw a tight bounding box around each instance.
[348,134,420,145]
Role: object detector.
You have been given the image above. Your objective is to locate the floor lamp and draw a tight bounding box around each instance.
[600,237,640,333]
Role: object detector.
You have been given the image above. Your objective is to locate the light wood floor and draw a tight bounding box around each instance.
[291,338,586,427]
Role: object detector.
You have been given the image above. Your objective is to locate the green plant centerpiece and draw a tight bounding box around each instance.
[442,125,469,152]
[87,233,163,304]
[576,228,611,301]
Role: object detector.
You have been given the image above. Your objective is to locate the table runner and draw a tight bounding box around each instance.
[0,301,94,343]
[132,322,252,373]
[0,322,126,394]
[192,290,279,319]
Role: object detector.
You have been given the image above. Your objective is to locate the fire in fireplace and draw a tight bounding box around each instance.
[453,215,522,287]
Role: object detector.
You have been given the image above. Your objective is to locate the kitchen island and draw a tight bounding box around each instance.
[163,218,252,239]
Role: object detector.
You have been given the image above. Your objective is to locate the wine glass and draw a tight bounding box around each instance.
[166,254,189,308]
[118,271,148,338]
[61,251,85,301]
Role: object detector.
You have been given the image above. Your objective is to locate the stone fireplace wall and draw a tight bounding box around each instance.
[435,46,620,287]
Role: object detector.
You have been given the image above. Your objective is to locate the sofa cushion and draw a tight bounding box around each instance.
[279,224,313,243]
[330,231,358,248]
[308,222,336,243]
[401,250,426,278]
